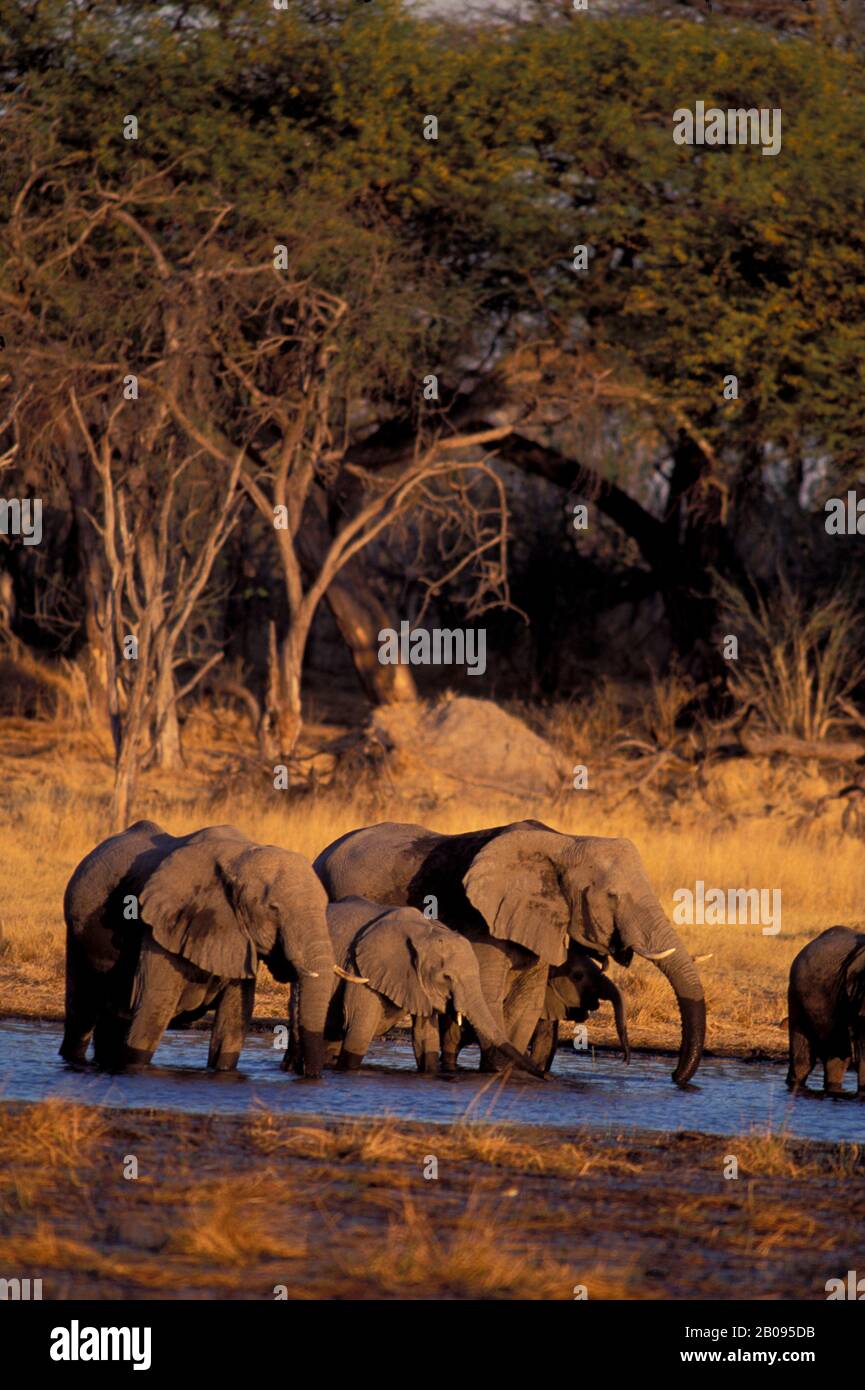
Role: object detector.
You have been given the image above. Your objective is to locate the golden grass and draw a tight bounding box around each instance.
[0,1100,106,1172]
[167,1177,308,1264]
[337,1192,626,1300]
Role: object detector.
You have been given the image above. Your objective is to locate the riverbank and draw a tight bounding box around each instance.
[0,1101,861,1300]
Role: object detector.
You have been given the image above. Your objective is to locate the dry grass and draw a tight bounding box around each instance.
[1,1102,862,1300]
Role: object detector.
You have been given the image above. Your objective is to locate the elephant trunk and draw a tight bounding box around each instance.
[293,939,336,1079]
[597,972,630,1063]
[636,910,705,1086]
[456,980,548,1080]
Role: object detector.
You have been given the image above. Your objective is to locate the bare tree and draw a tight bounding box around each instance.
[68,391,242,827]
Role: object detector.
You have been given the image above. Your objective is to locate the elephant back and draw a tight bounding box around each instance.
[64,821,174,968]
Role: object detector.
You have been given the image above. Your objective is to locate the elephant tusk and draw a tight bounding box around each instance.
[692,953,714,964]
[638,947,677,961]
[333,965,369,984]
[297,968,320,978]
[457,1011,463,1026]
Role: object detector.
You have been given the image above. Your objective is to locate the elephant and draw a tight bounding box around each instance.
[786,926,865,1095]
[288,897,545,1077]
[61,819,357,1077]
[314,820,705,1085]
[527,946,630,1073]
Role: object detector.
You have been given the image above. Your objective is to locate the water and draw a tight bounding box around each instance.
[1,1019,862,1142]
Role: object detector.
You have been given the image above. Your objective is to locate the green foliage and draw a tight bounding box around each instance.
[2,0,864,478]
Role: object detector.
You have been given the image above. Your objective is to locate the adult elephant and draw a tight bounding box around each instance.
[787,926,865,1095]
[300,897,545,1076]
[315,821,705,1085]
[528,946,630,1073]
[62,820,352,1076]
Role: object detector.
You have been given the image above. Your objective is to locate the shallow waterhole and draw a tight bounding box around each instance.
[0,1018,861,1142]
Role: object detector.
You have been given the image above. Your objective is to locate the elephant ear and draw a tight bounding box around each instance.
[462,832,570,965]
[353,917,435,1016]
[544,975,569,1020]
[138,840,256,979]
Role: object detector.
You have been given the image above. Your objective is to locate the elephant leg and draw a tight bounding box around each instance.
[439,1013,463,1072]
[855,1026,865,1094]
[529,1018,558,1073]
[207,979,255,1071]
[336,988,383,1071]
[504,961,549,1055]
[60,943,101,1064]
[412,1014,440,1074]
[124,947,184,1067]
[93,1012,130,1070]
[824,1049,851,1095]
[786,1018,816,1091]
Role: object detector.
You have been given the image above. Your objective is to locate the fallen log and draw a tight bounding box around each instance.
[740,730,865,763]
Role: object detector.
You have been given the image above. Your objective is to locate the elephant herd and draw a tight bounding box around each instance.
[60,817,865,1096]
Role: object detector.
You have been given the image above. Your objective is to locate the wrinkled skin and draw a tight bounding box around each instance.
[314,820,705,1085]
[528,946,630,1073]
[787,926,865,1095]
[287,897,545,1078]
[61,820,335,1076]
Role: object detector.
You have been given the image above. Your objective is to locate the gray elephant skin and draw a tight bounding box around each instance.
[314,820,705,1085]
[787,926,865,1095]
[528,945,630,1073]
[298,897,545,1077]
[62,820,338,1076]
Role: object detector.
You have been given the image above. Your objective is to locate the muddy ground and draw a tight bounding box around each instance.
[1,1101,861,1300]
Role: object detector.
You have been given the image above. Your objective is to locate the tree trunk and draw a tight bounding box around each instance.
[297,488,417,705]
[63,423,111,716]
[323,571,417,704]
[260,621,304,761]
[137,531,182,770]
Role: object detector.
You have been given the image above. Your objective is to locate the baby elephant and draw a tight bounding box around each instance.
[310,898,546,1078]
[787,926,865,1095]
[528,947,630,1073]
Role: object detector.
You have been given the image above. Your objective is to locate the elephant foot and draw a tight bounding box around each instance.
[478,1056,503,1074]
[208,1052,240,1072]
[116,1047,154,1071]
[440,1054,458,1073]
[59,1041,90,1066]
[416,1052,439,1075]
[336,1051,364,1072]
